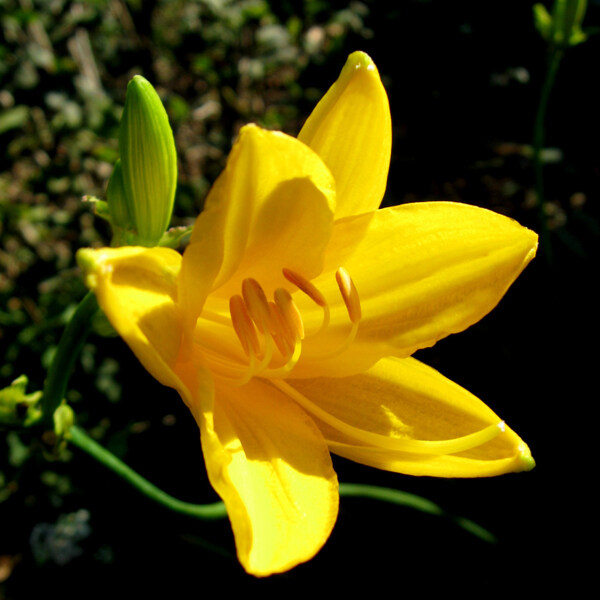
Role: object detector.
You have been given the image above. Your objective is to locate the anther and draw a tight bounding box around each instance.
[282,268,327,307]
[274,287,305,341]
[268,301,293,357]
[241,278,273,334]
[336,267,361,323]
[229,295,260,356]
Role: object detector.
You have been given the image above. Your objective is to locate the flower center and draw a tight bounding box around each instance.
[212,267,361,386]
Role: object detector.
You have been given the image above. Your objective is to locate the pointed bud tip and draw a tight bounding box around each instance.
[347,51,375,69]
[128,74,152,92]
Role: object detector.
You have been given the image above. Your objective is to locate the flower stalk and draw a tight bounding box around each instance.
[41,291,98,427]
[67,424,495,541]
[532,0,590,258]
[532,43,563,260]
[68,425,227,519]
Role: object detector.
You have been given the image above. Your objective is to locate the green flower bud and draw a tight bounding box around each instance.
[118,75,177,246]
[53,402,75,438]
[533,0,588,47]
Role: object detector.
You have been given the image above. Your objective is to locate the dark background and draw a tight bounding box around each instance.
[1,0,597,596]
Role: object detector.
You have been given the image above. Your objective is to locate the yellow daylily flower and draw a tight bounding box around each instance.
[77,51,538,577]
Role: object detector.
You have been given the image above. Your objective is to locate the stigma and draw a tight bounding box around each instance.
[219,267,362,385]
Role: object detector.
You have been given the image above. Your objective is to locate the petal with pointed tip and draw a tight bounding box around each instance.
[292,202,538,378]
[298,51,391,218]
[289,356,534,477]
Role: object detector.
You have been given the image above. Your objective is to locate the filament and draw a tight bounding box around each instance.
[219,266,363,384]
[272,379,505,456]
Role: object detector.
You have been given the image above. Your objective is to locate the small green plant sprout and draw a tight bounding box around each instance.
[102,76,178,247]
[533,0,589,48]
[0,375,42,429]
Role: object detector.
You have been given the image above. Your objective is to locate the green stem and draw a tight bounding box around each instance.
[338,483,496,543]
[338,482,444,515]
[68,425,227,519]
[41,291,99,426]
[533,46,563,259]
[66,424,496,542]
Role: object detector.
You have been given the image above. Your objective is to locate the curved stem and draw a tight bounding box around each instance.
[533,46,563,260]
[41,291,99,426]
[338,482,444,515]
[67,424,496,542]
[68,425,227,520]
[338,482,496,543]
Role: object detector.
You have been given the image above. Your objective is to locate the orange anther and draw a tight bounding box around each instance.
[282,268,327,307]
[274,287,305,340]
[336,267,361,324]
[241,278,273,333]
[229,294,260,356]
[268,302,294,357]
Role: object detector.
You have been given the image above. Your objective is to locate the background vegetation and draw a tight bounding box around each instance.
[1,0,597,596]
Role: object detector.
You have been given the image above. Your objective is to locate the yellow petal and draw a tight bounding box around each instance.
[292,202,538,378]
[288,356,534,477]
[179,124,336,328]
[298,51,391,218]
[77,246,184,391]
[199,377,338,576]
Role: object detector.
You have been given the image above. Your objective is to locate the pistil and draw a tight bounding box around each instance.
[273,379,507,457]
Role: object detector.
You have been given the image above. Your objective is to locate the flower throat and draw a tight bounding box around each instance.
[218,267,362,386]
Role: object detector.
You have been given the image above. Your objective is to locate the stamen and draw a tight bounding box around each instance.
[260,337,302,378]
[241,278,274,334]
[224,268,363,382]
[307,320,359,360]
[272,380,506,456]
[229,295,260,357]
[282,268,330,335]
[274,287,305,340]
[208,331,274,387]
[202,346,257,383]
[268,301,294,357]
[336,267,361,323]
[282,268,327,307]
